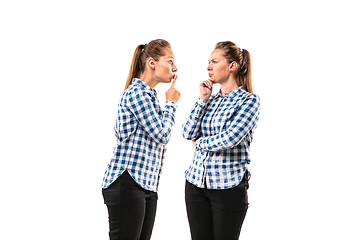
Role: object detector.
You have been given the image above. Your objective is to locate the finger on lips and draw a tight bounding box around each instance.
[170,75,178,88]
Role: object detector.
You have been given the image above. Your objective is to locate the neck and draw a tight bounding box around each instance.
[220,77,238,95]
[140,71,158,89]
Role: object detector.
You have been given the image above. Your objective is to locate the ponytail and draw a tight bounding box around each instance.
[124,39,172,91]
[124,44,146,90]
[215,41,253,93]
[237,49,253,93]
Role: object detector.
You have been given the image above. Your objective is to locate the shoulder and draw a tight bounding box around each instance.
[123,85,152,104]
[246,93,260,105]
[238,89,260,103]
[227,90,260,112]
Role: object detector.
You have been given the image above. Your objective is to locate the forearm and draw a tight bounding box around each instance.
[181,98,207,140]
[150,101,177,145]
[127,91,178,145]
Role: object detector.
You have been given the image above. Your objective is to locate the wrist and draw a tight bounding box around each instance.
[199,96,209,101]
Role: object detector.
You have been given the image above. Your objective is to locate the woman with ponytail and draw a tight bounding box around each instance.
[182,41,260,240]
[102,39,180,240]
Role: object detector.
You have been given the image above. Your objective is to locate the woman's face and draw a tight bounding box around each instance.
[154,47,177,83]
[207,49,231,84]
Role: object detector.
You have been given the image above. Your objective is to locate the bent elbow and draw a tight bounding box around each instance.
[181,131,197,141]
[182,132,191,140]
[155,133,171,145]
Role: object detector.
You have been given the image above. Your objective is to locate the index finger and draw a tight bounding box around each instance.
[170,75,178,88]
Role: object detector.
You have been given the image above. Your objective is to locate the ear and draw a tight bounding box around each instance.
[148,58,156,70]
[229,61,237,72]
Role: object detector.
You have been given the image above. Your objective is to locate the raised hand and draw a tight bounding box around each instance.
[165,75,181,103]
[199,79,213,101]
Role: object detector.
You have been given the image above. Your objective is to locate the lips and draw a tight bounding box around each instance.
[208,73,214,80]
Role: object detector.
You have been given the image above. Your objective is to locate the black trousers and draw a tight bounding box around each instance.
[102,171,158,240]
[185,176,249,240]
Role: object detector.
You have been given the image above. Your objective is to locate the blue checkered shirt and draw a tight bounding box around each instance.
[101,78,177,192]
[182,87,260,189]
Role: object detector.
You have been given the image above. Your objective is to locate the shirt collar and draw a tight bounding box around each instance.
[214,86,244,99]
[132,78,157,96]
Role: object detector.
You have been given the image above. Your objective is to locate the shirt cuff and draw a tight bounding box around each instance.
[165,101,178,114]
[197,98,207,106]
[165,100,177,108]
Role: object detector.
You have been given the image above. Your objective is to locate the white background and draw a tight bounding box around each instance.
[1,0,359,239]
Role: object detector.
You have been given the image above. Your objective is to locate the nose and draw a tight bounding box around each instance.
[207,63,212,71]
[172,64,178,72]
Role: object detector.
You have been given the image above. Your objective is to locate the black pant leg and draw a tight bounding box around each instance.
[209,178,249,240]
[139,192,157,240]
[185,181,213,240]
[102,171,157,240]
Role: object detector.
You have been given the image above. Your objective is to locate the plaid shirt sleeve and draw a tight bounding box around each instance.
[126,88,177,145]
[196,95,260,152]
[181,98,208,140]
